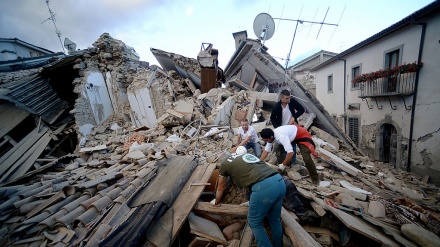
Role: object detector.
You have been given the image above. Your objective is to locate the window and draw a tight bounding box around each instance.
[385,50,399,69]
[351,64,361,89]
[383,45,403,93]
[327,74,333,93]
[348,117,360,147]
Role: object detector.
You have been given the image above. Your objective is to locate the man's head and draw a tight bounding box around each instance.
[235,146,247,155]
[260,128,275,143]
[280,89,291,105]
[240,119,249,131]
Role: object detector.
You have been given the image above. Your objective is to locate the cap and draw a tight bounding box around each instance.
[235,146,247,155]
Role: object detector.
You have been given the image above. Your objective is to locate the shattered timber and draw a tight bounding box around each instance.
[0,31,439,247]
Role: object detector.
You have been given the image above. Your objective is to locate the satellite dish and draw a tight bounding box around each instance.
[253,13,275,42]
[64,37,77,53]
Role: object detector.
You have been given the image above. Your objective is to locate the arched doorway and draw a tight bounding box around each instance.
[380,124,397,165]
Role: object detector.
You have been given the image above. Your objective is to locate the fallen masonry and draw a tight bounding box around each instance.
[0,33,439,247]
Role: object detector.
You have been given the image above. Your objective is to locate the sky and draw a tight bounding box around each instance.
[0,0,435,68]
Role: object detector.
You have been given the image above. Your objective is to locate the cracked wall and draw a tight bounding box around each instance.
[71,33,149,143]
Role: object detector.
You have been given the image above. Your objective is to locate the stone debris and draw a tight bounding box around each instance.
[0,33,439,247]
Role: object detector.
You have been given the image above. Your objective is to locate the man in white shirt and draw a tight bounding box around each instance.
[270,90,305,164]
[260,125,319,185]
[231,119,262,157]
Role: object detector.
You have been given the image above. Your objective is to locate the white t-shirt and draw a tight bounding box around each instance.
[281,104,292,126]
[264,125,298,153]
[238,125,259,143]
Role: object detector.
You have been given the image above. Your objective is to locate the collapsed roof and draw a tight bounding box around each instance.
[0,33,439,247]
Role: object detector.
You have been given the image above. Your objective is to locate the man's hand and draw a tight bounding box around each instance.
[211,199,221,207]
[230,147,237,153]
[289,117,296,125]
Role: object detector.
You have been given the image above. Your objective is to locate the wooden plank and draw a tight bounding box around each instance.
[188,237,216,247]
[286,210,299,222]
[79,145,107,153]
[310,201,326,216]
[2,133,51,183]
[302,225,340,242]
[155,113,170,124]
[166,109,185,119]
[317,148,363,177]
[357,213,418,247]
[0,102,30,139]
[194,202,248,217]
[249,71,257,89]
[238,223,253,247]
[280,207,320,247]
[0,127,48,171]
[188,212,227,244]
[184,79,197,94]
[147,162,217,246]
[325,202,399,246]
[297,187,313,200]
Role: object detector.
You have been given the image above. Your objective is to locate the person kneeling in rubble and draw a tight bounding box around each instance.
[231,119,262,157]
[260,124,320,186]
[215,152,285,247]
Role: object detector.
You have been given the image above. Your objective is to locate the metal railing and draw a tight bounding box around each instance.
[359,72,416,98]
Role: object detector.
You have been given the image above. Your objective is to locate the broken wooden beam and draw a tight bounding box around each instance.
[317,148,363,177]
[238,222,253,247]
[146,163,217,246]
[188,212,227,245]
[194,202,248,217]
[281,207,321,247]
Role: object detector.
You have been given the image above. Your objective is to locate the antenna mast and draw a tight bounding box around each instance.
[44,0,65,53]
[273,8,338,83]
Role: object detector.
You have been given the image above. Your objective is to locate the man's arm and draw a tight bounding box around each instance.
[282,152,295,167]
[238,135,252,146]
[260,149,269,161]
[215,175,227,206]
[236,134,242,146]
[270,103,281,128]
[289,98,305,120]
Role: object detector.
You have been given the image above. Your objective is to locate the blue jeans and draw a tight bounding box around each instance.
[249,174,286,247]
[244,142,262,157]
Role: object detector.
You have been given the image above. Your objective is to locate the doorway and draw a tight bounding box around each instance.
[380,124,397,165]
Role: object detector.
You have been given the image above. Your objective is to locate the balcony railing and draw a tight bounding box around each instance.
[359,72,417,98]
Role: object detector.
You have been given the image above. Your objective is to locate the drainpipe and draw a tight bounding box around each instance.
[407,22,426,172]
[338,58,347,133]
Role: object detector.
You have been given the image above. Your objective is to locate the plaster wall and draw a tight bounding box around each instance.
[315,16,440,183]
[83,71,114,125]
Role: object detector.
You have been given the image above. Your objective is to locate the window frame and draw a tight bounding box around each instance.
[351,64,362,90]
[327,74,333,93]
[383,45,403,69]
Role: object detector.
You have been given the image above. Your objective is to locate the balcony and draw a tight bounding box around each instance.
[359,72,416,98]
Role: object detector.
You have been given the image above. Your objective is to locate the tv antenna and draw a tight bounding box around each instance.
[64,38,77,54]
[275,7,339,83]
[253,13,275,49]
[42,0,65,54]
[254,7,340,83]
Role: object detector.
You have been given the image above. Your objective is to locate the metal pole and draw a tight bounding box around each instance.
[283,20,301,84]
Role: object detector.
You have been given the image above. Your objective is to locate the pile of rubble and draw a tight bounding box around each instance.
[0,33,439,247]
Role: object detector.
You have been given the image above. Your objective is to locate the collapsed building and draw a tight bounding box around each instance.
[0,32,439,247]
